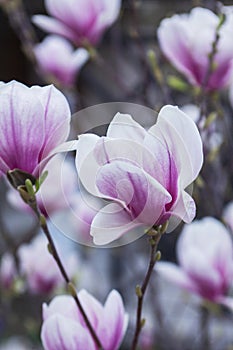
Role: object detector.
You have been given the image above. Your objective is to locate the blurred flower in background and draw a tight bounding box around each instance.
[32,0,122,46]
[34,35,89,87]
[0,252,16,289]
[157,217,233,305]
[41,289,128,350]
[158,7,233,90]
[17,234,78,294]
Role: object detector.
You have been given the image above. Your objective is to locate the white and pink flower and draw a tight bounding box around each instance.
[0,81,72,177]
[34,35,89,87]
[157,217,233,305]
[18,234,78,294]
[75,106,203,245]
[32,0,121,46]
[41,289,128,350]
[158,7,233,90]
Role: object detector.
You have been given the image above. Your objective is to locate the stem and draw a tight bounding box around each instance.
[28,200,104,350]
[197,12,225,124]
[200,305,210,350]
[131,228,163,350]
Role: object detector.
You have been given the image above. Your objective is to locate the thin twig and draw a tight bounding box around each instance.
[131,227,164,350]
[197,12,225,124]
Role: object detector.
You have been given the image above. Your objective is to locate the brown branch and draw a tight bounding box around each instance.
[131,227,164,350]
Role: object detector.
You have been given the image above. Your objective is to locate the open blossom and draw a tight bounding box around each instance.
[32,0,122,46]
[0,81,71,177]
[0,253,16,289]
[34,35,89,87]
[41,289,128,350]
[156,217,233,304]
[158,7,233,90]
[7,154,78,217]
[18,234,78,294]
[75,105,203,245]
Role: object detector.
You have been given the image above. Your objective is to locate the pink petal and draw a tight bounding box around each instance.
[41,314,95,350]
[168,190,196,225]
[106,112,146,142]
[96,160,171,225]
[78,289,104,329]
[75,134,101,196]
[90,202,144,245]
[100,290,128,350]
[32,15,77,43]
[0,81,45,173]
[32,85,71,160]
[149,105,203,188]
[156,262,197,293]
[45,0,99,44]
[42,296,79,322]
[142,130,179,202]
[46,0,96,32]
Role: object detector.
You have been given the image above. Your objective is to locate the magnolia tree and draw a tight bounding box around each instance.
[0,1,233,350]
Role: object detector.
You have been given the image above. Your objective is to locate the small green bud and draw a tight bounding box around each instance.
[35,171,48,192]
[68,282,77,298]
[140,318,146,328]
[160,220,169,234]
[47,243,53,255]
[135,285,142,298]
[17,185,33,204]
[204,112,217,128]
[25,179,35,197]
[155,251,162,262]
[167,75,189,92]
[40,214,47,227]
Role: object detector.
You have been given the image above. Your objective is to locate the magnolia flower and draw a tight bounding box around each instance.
[18,234,78,294]
[156,217,233,304]
[0,253,16,289]
[0,81,72,178]
[75,105,203,245]
[41,289,128,350]
[32,0,121,46]
[34,35,89,87]
[7,154,78,217]
[158,7,233,90]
